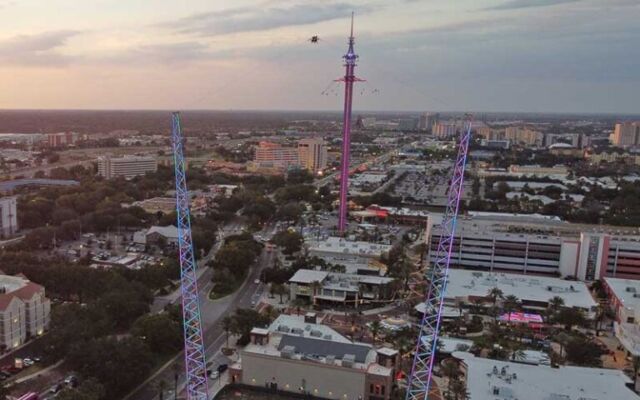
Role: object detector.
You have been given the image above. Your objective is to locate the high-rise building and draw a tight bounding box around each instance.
[432,123,457,138]
[0,197,18,237]
[418,112,439,131]
[252,141,300,173]
[505,127,544,147]
[612,122,640,147]
[298,138,327,174]
[98,155,158,180]
[47,132,79,147]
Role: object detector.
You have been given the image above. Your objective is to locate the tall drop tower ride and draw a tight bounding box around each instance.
[337,13,361,234]
[172,112,209,400]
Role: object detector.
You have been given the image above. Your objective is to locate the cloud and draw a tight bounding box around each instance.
[161,2,372,36]
[0,30,80,66]
[487,0,581,11]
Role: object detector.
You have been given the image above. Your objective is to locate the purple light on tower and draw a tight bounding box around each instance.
[337,13,361,235]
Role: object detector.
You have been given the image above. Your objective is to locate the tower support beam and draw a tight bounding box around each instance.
[406,117,473,400]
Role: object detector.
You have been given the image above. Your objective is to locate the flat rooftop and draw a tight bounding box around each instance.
[268,314,351,344]
[308,237,392,257]
[454,351,639,400]
[604,277,640,310]
[243,332,377,372]
[444,269,597,310]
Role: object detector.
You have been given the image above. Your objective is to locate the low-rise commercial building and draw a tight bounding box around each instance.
[0,275,50,349]
[603,277,640,356]
[289,269,394,307]
[98,155,158,179]
[416,269,597,318]
[307,237,392,268]
[145,225,179,246]
[232,314,399,400]
[453,351,638,400]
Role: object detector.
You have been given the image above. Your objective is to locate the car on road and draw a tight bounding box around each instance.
[49,383,63,394]
[209,370,219,379]
[217,364,228,373]
[253,279,260,284]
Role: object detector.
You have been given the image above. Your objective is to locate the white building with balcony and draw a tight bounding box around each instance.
[0,275,50,349]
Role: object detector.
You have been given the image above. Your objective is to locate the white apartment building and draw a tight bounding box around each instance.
[0,197,18,237]
[97,155,158,179]
[0,275,50,349]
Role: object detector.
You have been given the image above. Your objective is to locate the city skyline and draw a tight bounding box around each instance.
[0,0,639,113]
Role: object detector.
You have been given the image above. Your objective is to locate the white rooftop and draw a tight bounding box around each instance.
[146,225,179,239]
[445,269,597,311]
[604,277,640,311]
[308,237,392,257]
[454,351,639,400]
[267,314,350,343]
[439,337,473,354]
[288,269,329,284]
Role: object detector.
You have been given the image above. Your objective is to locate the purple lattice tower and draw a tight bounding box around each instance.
[337,13,362,235]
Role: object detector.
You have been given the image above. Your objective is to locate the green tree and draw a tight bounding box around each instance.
[272,231,304,255]
[441,359,460,394]
[222,316,233,349]
[68,337,154,398]
[370,320,382,345]
[271,283,287,304]
[557,307,585,331]
[488,287,504,306]
[502,295,520,322]
[131,313,182,354]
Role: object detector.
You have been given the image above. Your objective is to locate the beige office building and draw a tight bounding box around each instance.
[298,138,327,174]
[612,122,640,147]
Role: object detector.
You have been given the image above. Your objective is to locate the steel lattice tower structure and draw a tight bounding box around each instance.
[171,112,209,400]
[406,117,473,400]
[337,13,361,234]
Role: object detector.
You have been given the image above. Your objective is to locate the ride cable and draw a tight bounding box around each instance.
[171,112,209,400]
[406,116,473,400]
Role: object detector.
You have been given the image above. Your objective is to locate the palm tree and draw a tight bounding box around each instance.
[370,320,382,345]
[450,379,469,400]
[503,295,520,323]
[488,287,504,306]
[222,316,233,349]
[548,296,565,314]
[441,359,460,394]
[633,356,640,388]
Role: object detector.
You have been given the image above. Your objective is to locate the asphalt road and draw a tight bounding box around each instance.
[126,228,274,400]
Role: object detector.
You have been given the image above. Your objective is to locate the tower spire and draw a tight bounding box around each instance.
[350,11,354,39]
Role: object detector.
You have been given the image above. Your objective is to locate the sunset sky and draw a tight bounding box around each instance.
[0,0,638,113]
